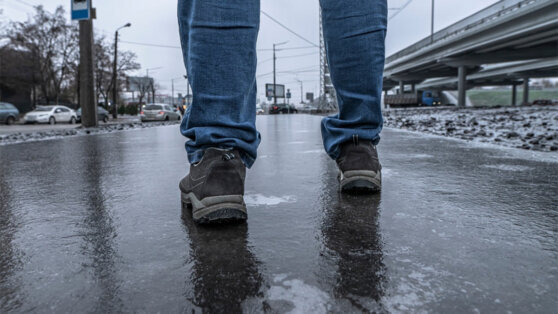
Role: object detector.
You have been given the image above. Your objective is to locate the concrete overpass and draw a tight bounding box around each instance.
[417,58,558,105]
[383,0,558,106]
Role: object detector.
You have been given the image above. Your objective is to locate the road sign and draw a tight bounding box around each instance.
[286,89,291,99]
[265,83,285,98]
[71,0,91,20]
[127,76,154,92]
[306,92,314,102]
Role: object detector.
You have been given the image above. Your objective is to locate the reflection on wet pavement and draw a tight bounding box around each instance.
[0,115,556,312]
[181,215,264,312]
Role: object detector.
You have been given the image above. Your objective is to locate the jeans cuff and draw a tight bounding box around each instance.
[187,148,255,168]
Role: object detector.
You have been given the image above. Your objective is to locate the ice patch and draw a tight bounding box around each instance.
[482,164,533,171]
[382,168,396,178]
[273,273,289,283]
[299,149,323,154]
[244,194,296,206]
[267,278,330,314]
[410,154,433,159]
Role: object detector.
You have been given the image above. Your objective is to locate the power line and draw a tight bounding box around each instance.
[279,52,319,59]
[257,66,319,78]
[10,0,35,8]
[258,46,317,51]
[389,0,414,21]
[120,40,182,49]
[260,10,319,47]
[120,40,317,53]
[258,51,318,65]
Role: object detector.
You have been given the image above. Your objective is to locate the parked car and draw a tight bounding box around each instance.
[300,104,318,114]
[269,104,298,114]
[76,106,110,123]
[532,99,554,106]
[23,105,77,124]
[0,102,20,125]
[256,104,265,115]
[140,103,182,122]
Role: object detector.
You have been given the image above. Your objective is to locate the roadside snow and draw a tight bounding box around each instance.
[0,121,180,146]
[383,105,558,152]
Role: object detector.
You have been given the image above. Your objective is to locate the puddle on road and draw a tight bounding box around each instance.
[482,164,533,171]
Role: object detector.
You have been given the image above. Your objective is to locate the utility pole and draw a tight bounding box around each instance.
[171,79,175,107]
[296,79,303,103]
[145,67,162,103]
[430,0,435,43]
[78,8,97,127]
[184,75,190,107]
[111,23,131,119]
[273,43,277,107]
[273,41,287,109]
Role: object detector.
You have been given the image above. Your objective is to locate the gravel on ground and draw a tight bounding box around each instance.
[383,105,558,152]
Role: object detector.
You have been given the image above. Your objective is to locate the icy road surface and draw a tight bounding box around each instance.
[0,115,556,312]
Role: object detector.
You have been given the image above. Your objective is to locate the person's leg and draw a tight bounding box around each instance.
[319,0,387,160]
[178,0,260,168]
[177,0,259,223]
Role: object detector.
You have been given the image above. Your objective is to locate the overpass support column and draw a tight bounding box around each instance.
[522,78,529,105]
[458,66,467,107]
[511,83,517,106]
[399,81,404,95]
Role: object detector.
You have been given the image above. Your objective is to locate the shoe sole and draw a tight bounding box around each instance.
[339,170,381,194]
[181,192,247,224]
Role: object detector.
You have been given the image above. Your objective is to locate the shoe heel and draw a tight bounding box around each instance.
[182,192,247,224]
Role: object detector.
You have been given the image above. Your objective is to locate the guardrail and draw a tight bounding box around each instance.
[386,0,542,64]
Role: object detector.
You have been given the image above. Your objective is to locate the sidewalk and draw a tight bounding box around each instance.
[0,115,140,136]
[0,115,556,312]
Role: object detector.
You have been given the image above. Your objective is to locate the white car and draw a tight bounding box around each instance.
[24,106,78,125]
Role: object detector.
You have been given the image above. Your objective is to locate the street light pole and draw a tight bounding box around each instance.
[273,44,277,107]
[273,41,287,109]
[296,79,303,103]
[145,67,162,103]
[171,78,175,107]
[430,0,435,43]
[112,22,131,119]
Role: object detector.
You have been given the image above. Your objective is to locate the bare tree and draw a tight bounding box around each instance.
[94,35,113,105]
[136,78,152,106]
[4,6,79,104]
[94,35,140,107]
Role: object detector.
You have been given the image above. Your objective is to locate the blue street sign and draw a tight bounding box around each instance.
[71,0,91,20]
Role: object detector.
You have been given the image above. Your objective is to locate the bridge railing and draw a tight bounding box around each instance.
[386,0,540,64]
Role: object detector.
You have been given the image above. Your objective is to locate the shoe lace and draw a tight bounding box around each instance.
[222,152,236,161]
[352,134,359,146]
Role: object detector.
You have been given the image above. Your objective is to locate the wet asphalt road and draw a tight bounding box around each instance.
[0,114,556,313]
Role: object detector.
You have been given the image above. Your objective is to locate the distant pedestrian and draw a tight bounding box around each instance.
[178,0,386,224]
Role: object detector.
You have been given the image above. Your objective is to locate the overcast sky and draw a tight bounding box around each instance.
[1,0,499,102]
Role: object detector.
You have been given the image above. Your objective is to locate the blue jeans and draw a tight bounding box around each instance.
[178,0,387,167]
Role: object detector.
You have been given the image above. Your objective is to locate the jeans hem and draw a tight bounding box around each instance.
[187,148,255,168]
